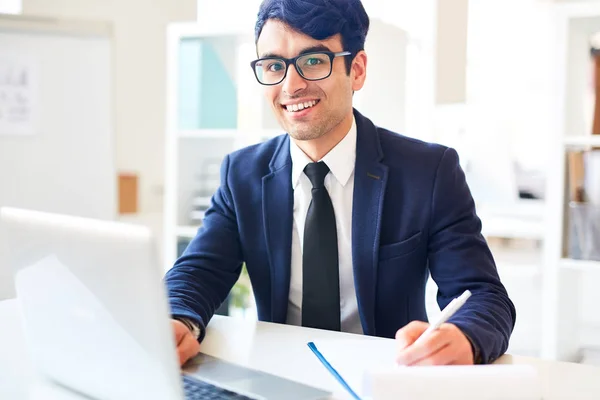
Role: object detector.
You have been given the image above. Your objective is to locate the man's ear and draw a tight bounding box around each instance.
[351,50,367,91]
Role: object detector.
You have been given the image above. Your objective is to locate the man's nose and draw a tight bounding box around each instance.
[282,63,308,95]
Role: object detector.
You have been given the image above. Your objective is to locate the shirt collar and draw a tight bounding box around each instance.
[290,117,357,189]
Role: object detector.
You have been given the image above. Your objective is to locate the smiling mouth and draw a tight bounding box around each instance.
[281,100,320,112]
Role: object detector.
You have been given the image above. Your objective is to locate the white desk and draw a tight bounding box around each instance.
[2,298,600,400]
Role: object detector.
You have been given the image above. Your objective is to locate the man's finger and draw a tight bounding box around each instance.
[409,342,457,366]
[396,330,450,366]
[172,320,188,345]
[177,332,200,366]
[395,321,429,350]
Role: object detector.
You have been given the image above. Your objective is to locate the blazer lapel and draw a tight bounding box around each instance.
[262,136,293,324]
[352,109,388,336]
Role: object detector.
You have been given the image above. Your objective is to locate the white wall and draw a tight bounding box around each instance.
[20,0,196,265]
[435,0,468,104]
[197,0,261,32]
[22,0,196,217]
[353,21,407,135]
[0,22,114,220]
[466,0,555,173]
[361,0,437,142]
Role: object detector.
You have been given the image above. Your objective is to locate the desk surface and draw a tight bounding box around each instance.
[2,299,600,400]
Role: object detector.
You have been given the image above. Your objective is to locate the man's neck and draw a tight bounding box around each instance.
[292,112,354,162]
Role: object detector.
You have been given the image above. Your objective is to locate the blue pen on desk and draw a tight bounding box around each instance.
[307,342,362,400]
[413,289,471,345]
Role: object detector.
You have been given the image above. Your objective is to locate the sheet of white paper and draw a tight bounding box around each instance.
[368,364,542,400]
[310,339,542,400]
[310,338,397,399]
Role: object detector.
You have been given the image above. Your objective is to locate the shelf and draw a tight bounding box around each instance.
[190,210,205,221]
[178,128,283,140]
[491,245,542,279]
[564,136,600,148]
[560,258,600,272]
[179,129,239,139]
[478,200,545,240]
[481,216,544,240]
[260,129,285,139]
[175,225,200,238]
[497,263,540,280]
[192,196,211,207]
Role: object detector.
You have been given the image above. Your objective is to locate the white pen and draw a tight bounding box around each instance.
[413,289,472,345]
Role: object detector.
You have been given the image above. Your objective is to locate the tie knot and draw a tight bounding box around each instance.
[304,161,330,188]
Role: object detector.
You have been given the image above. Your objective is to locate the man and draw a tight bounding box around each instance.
[165,0,516,368]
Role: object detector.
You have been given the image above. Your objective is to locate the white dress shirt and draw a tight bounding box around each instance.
[286,118,363,334]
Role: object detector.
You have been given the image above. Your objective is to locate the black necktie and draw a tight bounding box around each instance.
[301,161,341,331]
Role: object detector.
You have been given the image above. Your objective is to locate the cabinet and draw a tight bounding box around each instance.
[542,2,600,361]
[164,24,281,271]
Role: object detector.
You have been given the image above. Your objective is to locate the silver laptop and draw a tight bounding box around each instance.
[0,207,331,400]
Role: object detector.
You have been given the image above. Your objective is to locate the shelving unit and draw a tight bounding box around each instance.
[559,258,600,273]
[564,135,600,147]
[542,2,600,361]
[164,22,278,270]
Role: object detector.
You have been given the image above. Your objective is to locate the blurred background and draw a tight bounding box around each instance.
[1,0,599,365]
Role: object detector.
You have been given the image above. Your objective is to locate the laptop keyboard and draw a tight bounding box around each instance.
[182,374,255,400]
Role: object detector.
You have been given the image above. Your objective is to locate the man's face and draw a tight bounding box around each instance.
[255,20,364,141]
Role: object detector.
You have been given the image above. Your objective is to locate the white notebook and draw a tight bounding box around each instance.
[309,339,542,400]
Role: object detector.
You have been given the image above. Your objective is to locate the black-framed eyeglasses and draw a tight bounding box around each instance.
[250,51,351,86]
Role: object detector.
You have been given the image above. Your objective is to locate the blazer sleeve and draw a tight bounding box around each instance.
[427,147,517,364]
[164,154,243,342]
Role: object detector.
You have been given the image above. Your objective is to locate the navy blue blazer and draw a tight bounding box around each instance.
[165,109,516,364]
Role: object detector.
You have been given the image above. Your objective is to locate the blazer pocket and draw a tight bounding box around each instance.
[379,231,423,261]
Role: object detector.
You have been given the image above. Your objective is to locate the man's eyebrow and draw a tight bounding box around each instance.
[258,44,333,59]
[298,45,332,54]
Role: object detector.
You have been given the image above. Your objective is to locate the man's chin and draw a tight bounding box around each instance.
[279,116,324,141]
[287,128,324,141]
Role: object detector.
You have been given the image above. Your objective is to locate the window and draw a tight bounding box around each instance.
[0,0,22,15]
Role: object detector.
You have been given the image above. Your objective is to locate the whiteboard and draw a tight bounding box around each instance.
[0,16,115,219]
[0,16,115,299]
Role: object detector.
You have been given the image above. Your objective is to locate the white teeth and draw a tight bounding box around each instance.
[285,100,318,112]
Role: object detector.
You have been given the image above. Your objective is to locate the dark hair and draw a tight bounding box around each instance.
[254,0,370,74]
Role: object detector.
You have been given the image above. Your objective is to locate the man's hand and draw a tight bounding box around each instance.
[395,321,474,366]
[172,319,201,366]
